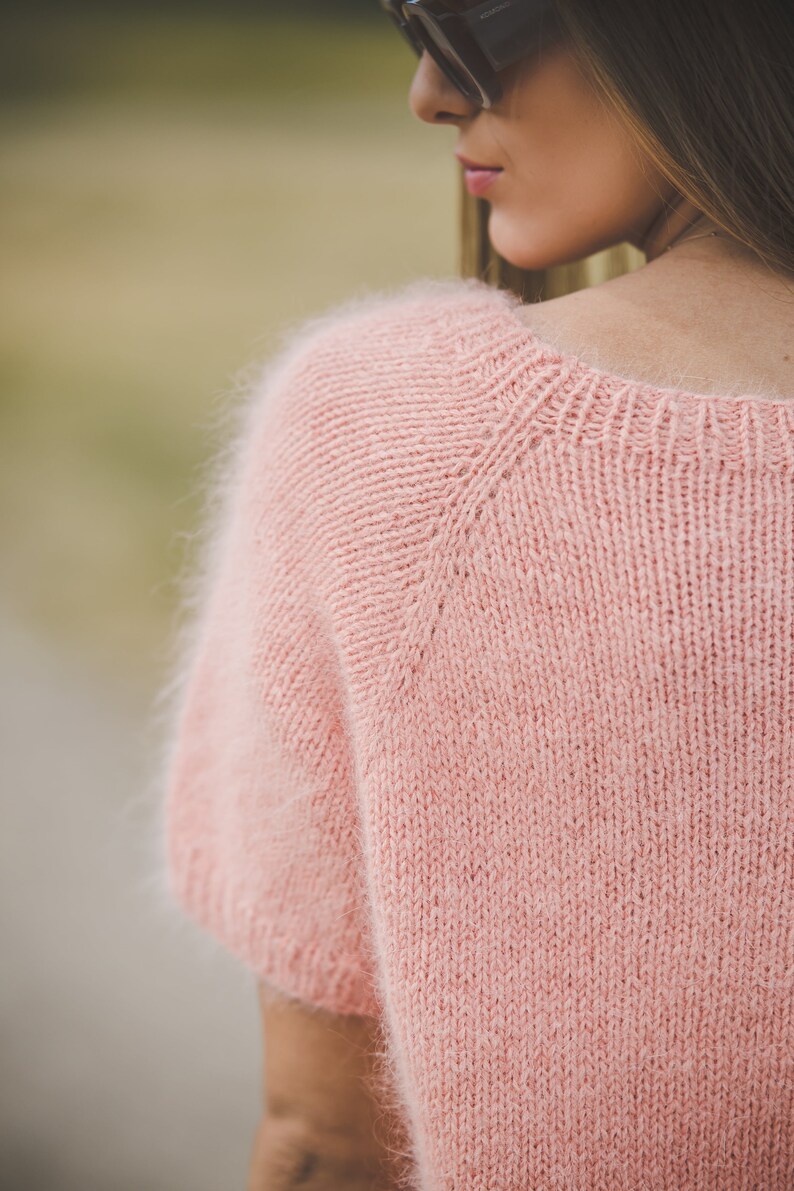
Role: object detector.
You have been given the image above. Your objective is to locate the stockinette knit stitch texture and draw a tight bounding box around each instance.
[159,275,794,1189]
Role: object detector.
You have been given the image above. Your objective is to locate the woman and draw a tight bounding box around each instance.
[158,1,794,1188]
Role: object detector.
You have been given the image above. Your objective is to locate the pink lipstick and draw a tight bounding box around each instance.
[463,168,502,196]
[455,152,504,197]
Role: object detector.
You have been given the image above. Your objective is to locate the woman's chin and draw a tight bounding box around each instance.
[487,211,591,272]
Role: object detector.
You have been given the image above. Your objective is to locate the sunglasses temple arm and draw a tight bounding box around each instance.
[461,0,557,71]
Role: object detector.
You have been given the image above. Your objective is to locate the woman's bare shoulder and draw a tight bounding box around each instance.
[513,270,794,400]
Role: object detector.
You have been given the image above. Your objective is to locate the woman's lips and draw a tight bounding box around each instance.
[455,153,504,196]
[456,152,502,170]
[463,167,503,196]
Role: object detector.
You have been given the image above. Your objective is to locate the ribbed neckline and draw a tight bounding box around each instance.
[465,282,794,469]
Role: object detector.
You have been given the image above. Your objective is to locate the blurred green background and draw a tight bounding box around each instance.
[2,1,458,696]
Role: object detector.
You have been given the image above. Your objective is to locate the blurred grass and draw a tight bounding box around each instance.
[3,11,416,102]
[0,13,459,692]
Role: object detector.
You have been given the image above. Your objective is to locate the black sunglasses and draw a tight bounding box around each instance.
[378,0,564,109]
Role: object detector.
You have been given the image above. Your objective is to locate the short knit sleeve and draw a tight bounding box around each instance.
[160,321,384,1018]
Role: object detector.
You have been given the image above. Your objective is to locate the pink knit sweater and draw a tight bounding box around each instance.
[160,275,794,1189]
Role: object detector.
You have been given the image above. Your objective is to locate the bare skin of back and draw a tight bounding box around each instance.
[514,239,794,402]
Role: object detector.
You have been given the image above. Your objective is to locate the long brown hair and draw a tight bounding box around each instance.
[460,0,794,301]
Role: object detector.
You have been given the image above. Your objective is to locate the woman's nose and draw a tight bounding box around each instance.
[408,52,477,124]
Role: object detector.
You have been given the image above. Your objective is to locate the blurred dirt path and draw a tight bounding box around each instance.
[0,605,262,1191]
